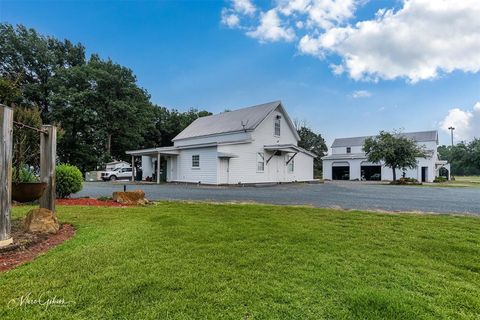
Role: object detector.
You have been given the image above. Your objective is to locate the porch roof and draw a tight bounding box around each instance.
[263,144,317,158]
[126,146,180,156]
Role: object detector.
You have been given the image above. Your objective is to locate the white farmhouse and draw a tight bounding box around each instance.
[126,101,316,184]
[322,131,450,182]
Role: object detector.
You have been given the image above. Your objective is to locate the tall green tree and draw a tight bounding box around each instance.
[146,106,211,147]
[438,139,480,175]
[49,56,154,171]
[0,23,85,118]
[296,126,327,177]
[363,131,427,181]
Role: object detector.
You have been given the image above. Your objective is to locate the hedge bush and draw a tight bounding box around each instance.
[390,177,421,185]
[434,176,447,183]
[56,164,83,198]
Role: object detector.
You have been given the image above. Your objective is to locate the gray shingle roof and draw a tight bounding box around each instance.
[173,101,291,141]
[331,130,438,147]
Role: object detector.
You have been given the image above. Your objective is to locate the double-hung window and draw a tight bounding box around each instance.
[257,153,265,172]
[274,117,281,136]
[192,155,200,168]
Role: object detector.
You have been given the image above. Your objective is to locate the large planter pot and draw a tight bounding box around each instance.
[12,182,48,203]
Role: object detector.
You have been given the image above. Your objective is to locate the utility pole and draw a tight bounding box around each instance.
[448,126,455,147]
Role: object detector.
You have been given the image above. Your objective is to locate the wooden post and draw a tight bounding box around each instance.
[39,125,56,212]
[157,153,161,184]
[131,155,135,182]
[0,105,13,247]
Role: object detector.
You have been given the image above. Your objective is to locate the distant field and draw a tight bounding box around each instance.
[446,176,480,188]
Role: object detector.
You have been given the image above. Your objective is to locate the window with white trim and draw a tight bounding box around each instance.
[257,153,265,172]
[192,155,200,168]
[287,155,294,173]
[274,117,281,136]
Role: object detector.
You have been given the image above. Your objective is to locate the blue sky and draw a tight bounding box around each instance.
[1,0,479,146]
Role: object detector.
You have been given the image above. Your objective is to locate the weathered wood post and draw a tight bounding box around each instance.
[0,105,13,247]
[39,125,57,212]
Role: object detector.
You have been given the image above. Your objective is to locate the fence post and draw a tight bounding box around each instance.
[39,125,57,212]
[0,105,13,247]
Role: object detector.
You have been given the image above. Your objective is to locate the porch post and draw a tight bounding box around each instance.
[39,125,57,212]
[0,105,13,247]
[157,152,161,184]
[131,155,135,181]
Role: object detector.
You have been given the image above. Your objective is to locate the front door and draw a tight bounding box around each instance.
[421,167,428,182]
[275,153,286,182]
[219,158,229,184]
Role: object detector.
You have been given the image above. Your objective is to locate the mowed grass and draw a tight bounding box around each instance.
[430,176,480,188]
[1,202,479,319]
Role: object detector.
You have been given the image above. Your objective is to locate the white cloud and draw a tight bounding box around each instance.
[247,9,295,42]
[232,0,256,15]
[221,0,480,82]
[440,102,480,141]
[352,90,371,98]
[221,9,240,28]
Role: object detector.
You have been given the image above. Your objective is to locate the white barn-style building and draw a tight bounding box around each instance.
[126,101,316,185]
[322,131,450,182]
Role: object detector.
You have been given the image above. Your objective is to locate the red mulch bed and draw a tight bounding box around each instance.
[0,223,75,272]
[56,198,126,207]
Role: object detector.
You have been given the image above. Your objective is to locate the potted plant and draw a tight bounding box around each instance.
[12,166,47,203]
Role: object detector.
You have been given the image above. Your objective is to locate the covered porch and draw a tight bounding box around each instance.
[126,147,180,184]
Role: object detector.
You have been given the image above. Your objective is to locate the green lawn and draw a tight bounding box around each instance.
[428,176,480,188]
[1,202,479,319]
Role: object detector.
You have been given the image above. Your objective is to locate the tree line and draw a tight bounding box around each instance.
[0,24,327,173]
[438,139,480,176]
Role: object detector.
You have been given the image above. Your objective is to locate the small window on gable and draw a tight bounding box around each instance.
[274,116,281,136]
[346,147,351,154]
[257,153,265,172]
[192,155,200,168]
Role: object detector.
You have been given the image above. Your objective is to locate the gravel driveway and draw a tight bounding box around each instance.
[75,181,480,215]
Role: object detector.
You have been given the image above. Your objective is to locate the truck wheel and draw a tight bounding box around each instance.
[109,175,117,181]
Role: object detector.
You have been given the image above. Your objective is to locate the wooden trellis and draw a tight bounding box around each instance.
[0,104,57,247]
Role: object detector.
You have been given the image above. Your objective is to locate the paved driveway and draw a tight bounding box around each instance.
[75,182,480,215]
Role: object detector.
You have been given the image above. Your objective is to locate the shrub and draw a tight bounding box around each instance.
[390,177,421,185]
[56,164,83,198]
[434,176,447,183]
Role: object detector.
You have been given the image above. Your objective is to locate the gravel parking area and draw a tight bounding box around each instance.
[75,181,480,215]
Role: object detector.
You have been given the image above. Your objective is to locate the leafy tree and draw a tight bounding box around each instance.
[145,106,212,147]
[0,76,22,106]
[0,23,85,118]
[363,131,427,181]
[438,139,480,176]
[297,126,327,177]
[49,56,154,171]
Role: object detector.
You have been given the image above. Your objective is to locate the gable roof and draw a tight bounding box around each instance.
[331,130,438,147]
[173,101,300,141]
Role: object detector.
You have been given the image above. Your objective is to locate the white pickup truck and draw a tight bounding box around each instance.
[101,167,135,181]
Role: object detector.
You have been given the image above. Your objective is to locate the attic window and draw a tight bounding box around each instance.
[346,147,351,154]
[274,116,281,136]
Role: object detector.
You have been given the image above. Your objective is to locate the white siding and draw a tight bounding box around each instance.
[216,106,313,184]
[174,132,251,148]
[332,146,363,154]
[174,147,218,184]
